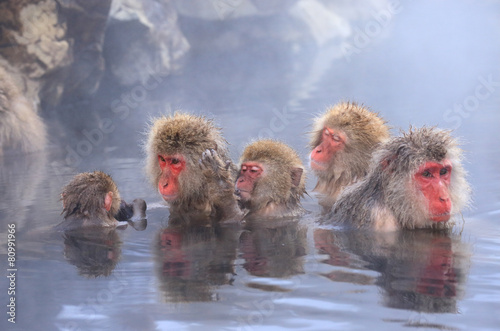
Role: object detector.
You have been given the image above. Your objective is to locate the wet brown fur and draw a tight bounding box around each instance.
[310,102,389,208]
[239,139,306,218]
[61,171,121,225]
[145,112,238,219]
[331,127,471,230]
[0,66,46,155]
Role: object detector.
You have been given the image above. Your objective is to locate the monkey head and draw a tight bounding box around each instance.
[61,171,121,220]
[235,140,306,216]
[309,102,389,199]
[146,113,229,206]
[375,127,471,228]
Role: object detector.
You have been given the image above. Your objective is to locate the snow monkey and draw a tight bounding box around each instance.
[235,140,306,218]
[57,171,147,230]
[145,112,240,220]
[309,102,390,210]
[331,127,471,231]
[0,66,46,155]
[58,171,122,230]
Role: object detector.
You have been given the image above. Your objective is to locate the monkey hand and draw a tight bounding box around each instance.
[199,149,234,188]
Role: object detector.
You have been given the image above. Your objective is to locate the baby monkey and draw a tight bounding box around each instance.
[235,140,306,218]
[57,171,146,231]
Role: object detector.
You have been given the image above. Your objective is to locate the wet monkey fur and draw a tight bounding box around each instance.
[235,140,306,218]
[57,171,147,230]
[309,102,390,210]
[0,66,46,155]
[145,113,240,220]
[331,127,471,231]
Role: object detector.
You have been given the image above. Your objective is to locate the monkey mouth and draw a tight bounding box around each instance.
[430,212,451,222]
[310,159,327,171]
[235,189,251,201]
[161,194,178,202]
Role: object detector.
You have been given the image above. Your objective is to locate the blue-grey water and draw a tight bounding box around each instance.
[1,1,500,330]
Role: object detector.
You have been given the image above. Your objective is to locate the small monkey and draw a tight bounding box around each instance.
[57,171,146,230]
[309,102,389,210]
[145,112,239,221]
[235,140,306,218]
[331,127,471,230]
[0,66,46,155]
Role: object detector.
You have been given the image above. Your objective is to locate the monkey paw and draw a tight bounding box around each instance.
[199,149,234,183]
[199,149,223,173]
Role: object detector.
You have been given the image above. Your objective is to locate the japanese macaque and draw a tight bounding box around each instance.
[235,140,306,218]
[57,171,146,230]
[145,113,240,221]
[0,66,46,155]
[331,127,471,230]
[309,102,389,210]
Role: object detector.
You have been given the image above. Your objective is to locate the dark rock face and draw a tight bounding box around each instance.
[0,0,189,107]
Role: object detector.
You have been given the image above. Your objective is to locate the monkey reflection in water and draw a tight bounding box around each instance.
[240,219,307,283]
[154,224,239,302]
[314,228,470,313]
[62,229,123,278]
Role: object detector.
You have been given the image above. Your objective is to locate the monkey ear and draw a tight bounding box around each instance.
[381,155,397,171]
[290,167,304,187]
[104,191,114,211]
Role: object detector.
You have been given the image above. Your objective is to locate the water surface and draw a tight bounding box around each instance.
[1,1,500,330]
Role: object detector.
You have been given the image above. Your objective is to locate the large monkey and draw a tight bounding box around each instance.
[145,113,239,220]
[57,171,146,230]
[331,127,471,230]
[0,66,46,155]
[309,102,389,210]
[235,140,306,218]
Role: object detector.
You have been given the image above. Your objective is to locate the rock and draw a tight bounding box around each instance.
[105,0,189,86]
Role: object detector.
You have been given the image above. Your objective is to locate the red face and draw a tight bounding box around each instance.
[158,154,186,201]
[310,127,346,171]
[235,162,264,201]
[414,160,452,222]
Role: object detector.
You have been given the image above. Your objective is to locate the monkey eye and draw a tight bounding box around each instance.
[323,129,330,136]
[171,158,180,165]
[332,134,341,142]
[158,155,166,163]
[250,166,260,173]
[440,167,449,176]
[421,170,432,178]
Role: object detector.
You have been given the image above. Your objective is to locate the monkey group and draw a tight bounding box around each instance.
[54,102,470,232]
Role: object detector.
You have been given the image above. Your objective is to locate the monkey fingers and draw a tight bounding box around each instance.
[199,149,226,176]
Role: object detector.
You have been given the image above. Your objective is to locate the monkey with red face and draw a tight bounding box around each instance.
[331,127,471,230]
[235,140,306,218]
[309,102,390,211]
[145,113,240,222]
